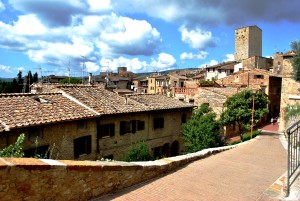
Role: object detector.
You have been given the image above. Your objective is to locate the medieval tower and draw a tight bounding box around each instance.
[234,25,262,62]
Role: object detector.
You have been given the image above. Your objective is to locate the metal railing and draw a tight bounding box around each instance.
[286,119,300,196]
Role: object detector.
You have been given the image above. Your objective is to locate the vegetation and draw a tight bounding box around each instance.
[228,130,261,145]
[60,77,82,84]
[0,134,25,157]
[124,141,151,162]
[284,103,300,122]
[220,89,269,141]
[0,70,39,93]
[198,80,214,86]
[182,104,224,154]
[291,41,300,82]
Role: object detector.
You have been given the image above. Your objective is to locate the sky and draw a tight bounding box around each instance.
[0,0,300,78]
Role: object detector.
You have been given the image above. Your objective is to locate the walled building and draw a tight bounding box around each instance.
[205,61,237,81]
[235,25,262,62]
[0,85,193,161]
[147,74,170,95]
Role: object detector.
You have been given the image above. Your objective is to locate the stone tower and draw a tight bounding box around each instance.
[234,25,262,62]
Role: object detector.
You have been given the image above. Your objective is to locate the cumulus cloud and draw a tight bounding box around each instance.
[150,53,176,69]
[87,0,112,12]
[114,0,300,27]
[0,65,11,72]
[223,54,234,62]
[179,26,217,50]
[180,51,208,60]
[200,60,218,68]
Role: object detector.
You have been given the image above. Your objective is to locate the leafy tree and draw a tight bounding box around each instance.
[33,72,38,83]
[60,77,82,84]
[182,104,224,154]
[220,89,269,141]
[291,41,300,82]
[0,134,25,157]
[124,141,151,162]
[17,70,24,92]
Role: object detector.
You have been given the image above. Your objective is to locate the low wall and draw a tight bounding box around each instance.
[0,146,235,201]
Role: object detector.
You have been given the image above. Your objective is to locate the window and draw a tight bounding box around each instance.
[254,75,264,79]
[98,123,115,138]
[179,98,184,102]
[189,99,194,104]
[24,145,49,158]
[74,135,92,158]
[120,121,131,135]
[137,120,145,131]
[154,117,164,129]
[28,127,43,142]
[77,121,87,130]
[181,113,187,124]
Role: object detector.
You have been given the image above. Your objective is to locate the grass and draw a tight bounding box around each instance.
[228,130,261,145]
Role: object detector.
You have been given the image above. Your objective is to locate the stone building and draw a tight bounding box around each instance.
[147,73,170,95]
[0,85,193,161]
[205,61,237,81]
[235,25,262,61]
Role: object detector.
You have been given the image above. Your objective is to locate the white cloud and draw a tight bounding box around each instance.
[179,26,217,50]
[150,53,176,69]
[0,65,11,72]
[17,67,25,72]
[85,61,100,73]
[0,1,5,11]
[200,60,218,68]
[13,14,47,36]
[87,0,111,12]
[223,53,234,62]
[180,51,208,60]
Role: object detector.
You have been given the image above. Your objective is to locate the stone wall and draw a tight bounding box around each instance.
[0,145,234,201]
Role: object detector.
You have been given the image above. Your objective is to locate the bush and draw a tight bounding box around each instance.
[228,130,261,145]
[124,141,151,162]
[0,134,25,157]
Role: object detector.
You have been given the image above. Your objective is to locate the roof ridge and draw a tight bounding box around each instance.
[0,92,62,97]
[59,91,101,115]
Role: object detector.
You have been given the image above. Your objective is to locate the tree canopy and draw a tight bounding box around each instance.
[220,89,269,140]
[182,104,224,153]
[291,41,300,82]
[59,77,82,84]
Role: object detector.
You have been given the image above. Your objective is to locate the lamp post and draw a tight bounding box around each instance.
[250,89,256,139]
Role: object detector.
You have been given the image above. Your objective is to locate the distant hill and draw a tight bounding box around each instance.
[136,68,200,76]
[0,78,14,82]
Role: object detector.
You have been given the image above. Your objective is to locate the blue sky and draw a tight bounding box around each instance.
[0,0,300,78]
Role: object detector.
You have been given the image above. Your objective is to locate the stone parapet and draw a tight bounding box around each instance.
[0,145,235,201]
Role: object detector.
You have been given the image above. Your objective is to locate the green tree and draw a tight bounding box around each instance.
[220,89,269,141]
[60,77,82,84]
[0,134,25,157]
[26,71,33,92]
[17,70,24,92]
[291,41,300,82]
[182,104,224,154]
[33,72,38,83]
[124,141,151,162]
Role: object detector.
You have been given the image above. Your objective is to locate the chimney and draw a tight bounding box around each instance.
[89,73,92,85]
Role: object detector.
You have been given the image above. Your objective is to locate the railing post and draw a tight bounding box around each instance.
[287,129,291,197]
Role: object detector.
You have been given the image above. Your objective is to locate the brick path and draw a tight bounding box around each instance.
[98,133,287,201]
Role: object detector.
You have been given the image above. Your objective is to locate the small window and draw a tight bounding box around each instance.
[137,120,145,131]
[98,123,115,138]
[189,99,194,104]
[77,121,87,130]
[179,98,184,102]
[254,75,264,79]
[181,113,187,124]
[154,117,164,129]
[74,135,92,158]
[28,127,43,142]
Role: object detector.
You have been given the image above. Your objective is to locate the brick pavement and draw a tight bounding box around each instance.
[97,133,287,201]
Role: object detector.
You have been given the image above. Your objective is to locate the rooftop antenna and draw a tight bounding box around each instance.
[80,55,86,84]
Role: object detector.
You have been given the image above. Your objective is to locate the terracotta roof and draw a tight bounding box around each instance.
[57,86,193,114]
[205,61,238,69]
[0,93,98,132]
[127,94,193,110]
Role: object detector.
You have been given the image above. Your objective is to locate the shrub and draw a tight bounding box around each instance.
[0,134,25,157]
[124,141,151,162]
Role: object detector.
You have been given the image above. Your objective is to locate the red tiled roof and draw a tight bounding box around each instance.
[57,86,193,114]
[0,93,98,131]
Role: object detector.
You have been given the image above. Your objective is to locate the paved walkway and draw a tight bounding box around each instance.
[98,133,287,201]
